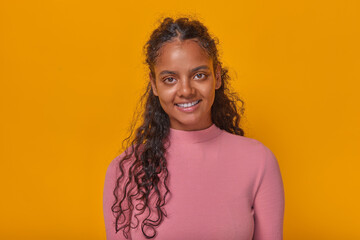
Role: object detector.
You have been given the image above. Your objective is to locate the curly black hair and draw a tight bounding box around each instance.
[111,16,245,239]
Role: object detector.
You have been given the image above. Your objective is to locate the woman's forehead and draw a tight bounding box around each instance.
[154,39,213,72]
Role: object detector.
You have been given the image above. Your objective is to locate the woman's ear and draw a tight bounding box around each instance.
[149,73,158,96]
[215,64,222,90]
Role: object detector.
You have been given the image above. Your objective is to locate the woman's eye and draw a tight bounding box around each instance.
[194,73,206,80]
[164,77,176,84]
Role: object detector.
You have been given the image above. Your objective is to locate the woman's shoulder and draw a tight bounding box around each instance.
[220,130,267,147]
[218,131,280,176]
[105,146,137,180]
[219,130,276,159]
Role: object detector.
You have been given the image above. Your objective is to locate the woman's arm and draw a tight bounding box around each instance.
[253,145,285,240]
[103,154,132,240]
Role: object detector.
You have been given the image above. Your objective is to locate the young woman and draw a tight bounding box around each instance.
[103,17,285,240]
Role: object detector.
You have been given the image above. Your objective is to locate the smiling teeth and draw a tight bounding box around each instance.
[176,100,200,108]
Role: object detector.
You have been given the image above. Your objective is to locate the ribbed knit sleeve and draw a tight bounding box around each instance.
[103,153,133,240]
[253,144,285,240]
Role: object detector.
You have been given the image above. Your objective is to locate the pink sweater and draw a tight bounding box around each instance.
[103,124,285,239]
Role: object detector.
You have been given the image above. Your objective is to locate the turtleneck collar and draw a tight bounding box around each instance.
[168,123,223,144]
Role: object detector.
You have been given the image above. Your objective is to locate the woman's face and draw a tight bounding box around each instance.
[150,38,221,131]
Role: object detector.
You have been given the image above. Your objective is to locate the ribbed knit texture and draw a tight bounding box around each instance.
[103,124,285,240]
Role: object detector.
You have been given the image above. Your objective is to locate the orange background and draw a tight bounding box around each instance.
[1,0,359,239]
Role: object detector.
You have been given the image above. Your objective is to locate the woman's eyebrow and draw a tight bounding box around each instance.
[191,65,210,72]
[158,65,210,77]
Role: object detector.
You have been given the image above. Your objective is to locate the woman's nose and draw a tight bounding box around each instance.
[178,79,195,97]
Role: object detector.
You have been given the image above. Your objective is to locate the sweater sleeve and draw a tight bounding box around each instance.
[253,144,285,240]
[103,153,133,240]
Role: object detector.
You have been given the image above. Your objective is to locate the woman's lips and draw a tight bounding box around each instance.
[175,100,201,107]
[175,100,201,112]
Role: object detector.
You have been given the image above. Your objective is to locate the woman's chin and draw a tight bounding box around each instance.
[170,120,211,131]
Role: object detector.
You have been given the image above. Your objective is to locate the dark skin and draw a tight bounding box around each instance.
[150,38,222,131]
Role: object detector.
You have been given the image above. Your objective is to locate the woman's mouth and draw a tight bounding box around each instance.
[174,100,201,113]
[175,100,201,108]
